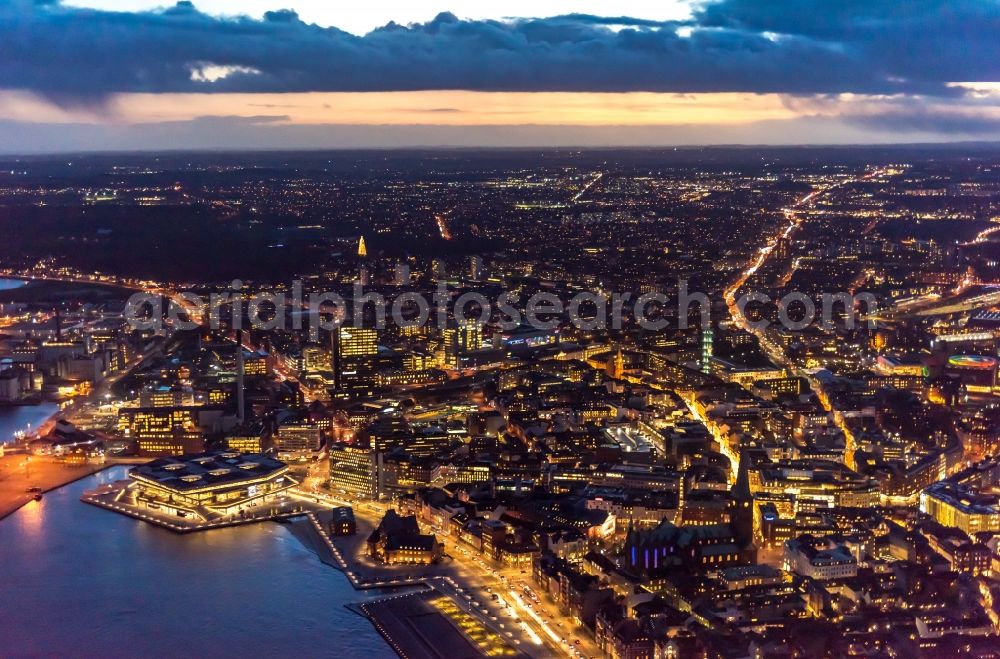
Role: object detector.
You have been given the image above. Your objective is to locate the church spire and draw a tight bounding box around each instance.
[732,450,752,503]
[730,451,755,550]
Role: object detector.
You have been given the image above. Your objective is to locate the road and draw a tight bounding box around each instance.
[436,214,454,241]
[723,170,888,470]
[961,220,1000,246]
[571,173,603,203]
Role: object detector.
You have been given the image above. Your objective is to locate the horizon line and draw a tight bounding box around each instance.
[5,140,1000,159]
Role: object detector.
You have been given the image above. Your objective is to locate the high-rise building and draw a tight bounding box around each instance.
[443,320,483,367]
[469,255,483,281]
[335,327,378,397]
[357,235,367,258]
[701,328,714,375]
[458,320,483,353]
[329,441,383,499]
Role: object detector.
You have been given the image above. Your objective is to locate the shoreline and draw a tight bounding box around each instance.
[289,513,531,659]
[1,472,542,659]
[0,401,63,443]
[0,457,145,522]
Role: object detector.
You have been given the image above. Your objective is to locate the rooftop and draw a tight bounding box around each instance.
[129,451,287,491]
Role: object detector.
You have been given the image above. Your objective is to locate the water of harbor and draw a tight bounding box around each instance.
[0,467,391,658]
[0,402,60,445]
[0,278,60,445]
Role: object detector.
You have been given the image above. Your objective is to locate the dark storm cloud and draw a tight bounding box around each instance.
[695,0,1000,90]
[0,0,998,101]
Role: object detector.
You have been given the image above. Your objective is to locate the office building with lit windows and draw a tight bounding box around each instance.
[225,431,267,454]
[329,440,383,499]
[274,421,322,459]
[117,406,206,456]
[443,320,484,367]
[335,327,379,397]
[701,328,713,374]
[920,482,1000,535]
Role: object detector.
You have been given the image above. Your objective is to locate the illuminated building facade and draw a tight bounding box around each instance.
[920,482,1000,535]
[502,326,558,353]
[367,509,443,565]
[437,463,492,485]
[302,345,332,373]
[783,536,858,580]
[138,388,194,408]
[129,452,293,517]
[701,328,713,375]
[944,355,998,394]
[118,407,205,456]
[443,320,484,367]
[958,406,1000,459]
[335,327,378,397]
[225,432,265,454]
[329,441,383,499]
[274,421,321,459]
[708,356,787,389]
[875,355,925,377]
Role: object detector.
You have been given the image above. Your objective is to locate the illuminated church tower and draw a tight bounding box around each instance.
[356,236,369,285]
[729,452,756,553]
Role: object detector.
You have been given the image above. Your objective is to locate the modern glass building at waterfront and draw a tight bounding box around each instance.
[129,451,295,517]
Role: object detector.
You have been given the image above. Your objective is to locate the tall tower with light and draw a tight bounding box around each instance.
[701,328,714,374]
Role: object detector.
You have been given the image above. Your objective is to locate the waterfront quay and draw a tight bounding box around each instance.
[73,455,568,658]
[0,453,143,521]
[356,590,529,659]
[294,490,572,659]
[76,471,549,657]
